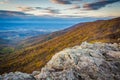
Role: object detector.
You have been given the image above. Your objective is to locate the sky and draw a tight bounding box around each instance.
[0,0,120,40]
[0,0,120,18]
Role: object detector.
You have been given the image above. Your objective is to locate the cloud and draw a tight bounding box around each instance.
[43,7,60,14]
[50,0,81,4]
[17,6,60,17]
[35,7,43,9]
[38,7,60,14]
[45,9,59,14]
[18,7,35,12]
[50,0,71,4]
[18,6,59,14]
[0,1,7,4]
[67,5,80,10]
[0,0,8,4]
[83,0,120,10]
[40,9,58,14]
[35,9,60,16]
[0,10,31,18]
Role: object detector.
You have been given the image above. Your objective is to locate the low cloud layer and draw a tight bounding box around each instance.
[68,5,80,10]
[83,0,120,10]
[18,6,60,16]
[50,0,81,4]
[0,10,30,18]
[50,0,71,4]
[18,7,35,12]
[0,0,8,4]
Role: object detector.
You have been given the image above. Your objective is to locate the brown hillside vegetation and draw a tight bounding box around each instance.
[16,26,71,49]
[0,17,120,74]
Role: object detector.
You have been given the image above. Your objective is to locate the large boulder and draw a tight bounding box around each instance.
[35,42,120,80]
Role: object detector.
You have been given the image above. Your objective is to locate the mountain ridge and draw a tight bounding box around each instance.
[16,22,85,49]
[0,17,120,74]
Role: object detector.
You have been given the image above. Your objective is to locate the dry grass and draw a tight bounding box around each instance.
[0,17,120,74]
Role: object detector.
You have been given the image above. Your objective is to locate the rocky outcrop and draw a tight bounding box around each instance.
[0,42,120,80]
[0,72,35,80]
[35,42,120,80]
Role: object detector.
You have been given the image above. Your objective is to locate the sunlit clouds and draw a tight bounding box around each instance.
[0,0,120,18]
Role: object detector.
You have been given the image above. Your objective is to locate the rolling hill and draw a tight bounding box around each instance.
[16,23,79,49]
[0,38,14,55]
[0,17,120,74]
[17,28,69,49]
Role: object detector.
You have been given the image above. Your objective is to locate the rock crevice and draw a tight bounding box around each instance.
[35,42,120,80]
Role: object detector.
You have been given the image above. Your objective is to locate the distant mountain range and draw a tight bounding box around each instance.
[0,31,50,44]
[16,24,76,49]
[0,30,50,55]
[0,17,120,74]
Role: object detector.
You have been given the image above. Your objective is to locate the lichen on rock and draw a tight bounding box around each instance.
[35,42,120,80]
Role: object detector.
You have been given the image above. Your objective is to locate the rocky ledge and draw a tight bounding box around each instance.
[0,42,120,80]
[0,72,35,80]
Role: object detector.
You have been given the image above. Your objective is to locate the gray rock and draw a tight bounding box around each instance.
[35,42,120,80]
[0,72,35,80]
[32,71,41,76]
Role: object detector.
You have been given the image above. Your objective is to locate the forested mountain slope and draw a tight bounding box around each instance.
[0,17,120,74]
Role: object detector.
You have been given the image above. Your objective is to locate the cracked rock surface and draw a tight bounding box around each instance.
[35,42,120,80]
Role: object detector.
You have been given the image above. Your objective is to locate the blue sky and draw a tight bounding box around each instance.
[0,0,120,39]
[0,0,120,18]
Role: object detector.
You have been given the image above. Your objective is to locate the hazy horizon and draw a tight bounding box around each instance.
[0,0,120,42]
